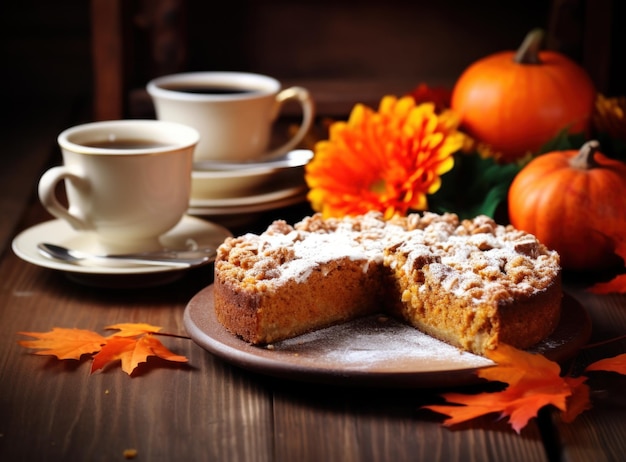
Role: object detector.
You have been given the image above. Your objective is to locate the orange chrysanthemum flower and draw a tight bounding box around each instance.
[305,95,464,219]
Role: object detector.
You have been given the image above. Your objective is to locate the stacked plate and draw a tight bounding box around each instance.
[187,150,313,226]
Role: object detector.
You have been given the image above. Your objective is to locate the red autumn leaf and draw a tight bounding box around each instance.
[105,323,163,337]
[585,353,626,375]
[588,230,626,294]
[91,334,187,375]
[423,344,575,433]
[18,328,106,360]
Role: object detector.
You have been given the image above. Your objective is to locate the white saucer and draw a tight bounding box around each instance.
[190,182,307,208]
[191,150,312,200]
[12,216,232,287]
[190,166,306,206]
[188,191,308,216]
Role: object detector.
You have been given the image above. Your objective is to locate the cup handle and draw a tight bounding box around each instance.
[38,166,92,231]
[265,86,315,160]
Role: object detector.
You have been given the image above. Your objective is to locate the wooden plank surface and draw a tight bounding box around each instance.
[551,285,626,462]
[0,209,275,461]
[1,110,625,462]
[0,202,568,462]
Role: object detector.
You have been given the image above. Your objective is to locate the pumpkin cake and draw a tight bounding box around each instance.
[213,212,561,355]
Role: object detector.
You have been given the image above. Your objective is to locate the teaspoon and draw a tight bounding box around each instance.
[37,243,216,268]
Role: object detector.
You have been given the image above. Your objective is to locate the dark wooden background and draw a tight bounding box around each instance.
[3,0,624,125]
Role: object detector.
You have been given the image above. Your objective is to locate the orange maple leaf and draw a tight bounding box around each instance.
[91,334,188,375]
[585,353,626,375]
[18,323,189,376]
[105,323,163,337]
[588,229,626,294]
[561,376,592,423]
[423,344,578,433]
[18,328,106,360]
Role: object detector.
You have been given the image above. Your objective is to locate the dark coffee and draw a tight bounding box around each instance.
[164,85,258,95]
[83,139,172,150]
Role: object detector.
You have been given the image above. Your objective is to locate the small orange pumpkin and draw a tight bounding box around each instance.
[451,29,596,162]
[508,140,626,271]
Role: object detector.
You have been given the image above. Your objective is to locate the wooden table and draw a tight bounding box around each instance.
[1,108,625,462]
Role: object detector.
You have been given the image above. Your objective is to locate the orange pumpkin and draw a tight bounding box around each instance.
[451,29,596,162]
[508,140,626,271]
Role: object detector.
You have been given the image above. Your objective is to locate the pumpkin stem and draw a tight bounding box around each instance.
[569,140,601,170]
[514,29,544,65]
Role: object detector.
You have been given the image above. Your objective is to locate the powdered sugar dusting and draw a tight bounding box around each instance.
[228,213,411,285]
[272,315,493,371]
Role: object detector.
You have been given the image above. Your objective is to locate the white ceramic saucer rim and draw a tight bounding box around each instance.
[189,183,307,208]
[188,191,308,216]
[12,215,232,275]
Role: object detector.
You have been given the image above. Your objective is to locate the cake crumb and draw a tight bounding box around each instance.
[123,448,138,459]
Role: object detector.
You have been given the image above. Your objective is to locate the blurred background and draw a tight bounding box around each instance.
[3,0,624,122]
[1,0,622,244]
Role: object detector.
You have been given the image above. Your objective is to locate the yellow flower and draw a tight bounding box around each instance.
[305,95,464,219]
[593,94,626,141]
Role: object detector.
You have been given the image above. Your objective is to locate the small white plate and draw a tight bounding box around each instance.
[12,216,232,287]
[191,150,312,200]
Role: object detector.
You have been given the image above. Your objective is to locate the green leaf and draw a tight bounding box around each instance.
[536,129,626,161]
[537,129,586,154]
[428,153,521,221]
[424,128,626,222]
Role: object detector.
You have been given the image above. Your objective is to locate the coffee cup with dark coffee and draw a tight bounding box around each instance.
[147,72,314,164]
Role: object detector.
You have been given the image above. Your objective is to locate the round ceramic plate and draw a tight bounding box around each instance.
[12,216,232,287]
[184,286,592,388]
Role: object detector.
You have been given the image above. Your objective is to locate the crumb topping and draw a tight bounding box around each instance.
[216,211,560,303]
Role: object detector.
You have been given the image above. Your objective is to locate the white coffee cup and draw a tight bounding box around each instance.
[147,71,315,163]
[38,120,199,254]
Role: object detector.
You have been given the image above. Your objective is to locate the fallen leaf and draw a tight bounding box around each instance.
[18,328,106,360]
[560,376,592,423]
[18,323,189,376]
[105,323,163,337]
[91,334,187,375]
[141,335,188,364]
[585,353,626,375]
[588,230,626,294]
[423,344,574,433]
